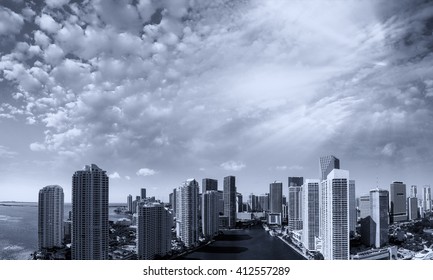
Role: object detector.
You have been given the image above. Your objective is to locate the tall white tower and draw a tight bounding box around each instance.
[320,169,349,260]
[38,185,64,250]
[72,164,109,260]
[370,188,389,248]
[176,179,199,248]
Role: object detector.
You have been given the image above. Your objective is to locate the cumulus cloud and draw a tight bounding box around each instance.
[220,161,246,171]
[0,0,433,192]
[36,14,61,34]
[45,0,70,9]
[136,168,157,177]
[0,7,24,36]
[108,171,121,179]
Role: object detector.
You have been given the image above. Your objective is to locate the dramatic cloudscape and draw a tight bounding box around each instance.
[1,0,433,202]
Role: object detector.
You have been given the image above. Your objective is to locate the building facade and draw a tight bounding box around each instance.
[137,202,172,260]
[302,179,320,251]
[390,181,407,223]
[370,189,389,248]
[72,164,109,260]
[288,177,303,231]
[202,178,218,193]
[38,185,64,250]
[223,176,237,228]
[320,169,349,260]
[202,190,219,239]
[319,155,340,181]
[176,179,199,247]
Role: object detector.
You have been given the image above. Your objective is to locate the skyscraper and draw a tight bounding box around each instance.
[202,190,219,239]
[137,202,172,260]
[176,179,199,247]
[141,188,146,200]
[358,195,371,219]
[407,197,418,221]
[411,185,417,198]
[223,176,237,228]
[202,178,218,193]
[302,179,320,251]
[288,177,303,231]
[257,194,269,212]
[349,180,356,235]
[390,181,407,223]
[127,194,133,213]
[72,164,109,260]
[320,169,349,260]
[38,185,64,250]
[319,155,340,181]
[236,192,243,213]
[423,185,432,213]
[269,181,283,214]
[370,188,389,248]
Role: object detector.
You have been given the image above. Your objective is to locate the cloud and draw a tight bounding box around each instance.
[125,175,131,180]
[381,143,397,157]
[220,161,246,171]
[108,171,121,179]
[136,168,157,177]
[29,142,46,152]
[0,7,24,36]
[36,14,61,34]
[0,0,433,183]
[0,146,17,158]
[45,0,70,9]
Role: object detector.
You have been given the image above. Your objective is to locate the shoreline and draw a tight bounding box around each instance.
[276,235,309,260]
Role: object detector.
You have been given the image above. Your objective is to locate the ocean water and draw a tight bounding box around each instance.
[0,202,127,260]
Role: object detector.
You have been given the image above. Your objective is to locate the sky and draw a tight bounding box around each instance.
[0,0,433,203]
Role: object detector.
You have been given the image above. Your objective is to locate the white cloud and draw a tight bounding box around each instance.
[125,175,131,180]
[108,171,121,179]
[29,142,46,152]
[381,143,397,157]
[220,161,246,171]
[36,14,61,34]
[136,168,157,176]
[0,7,24,36]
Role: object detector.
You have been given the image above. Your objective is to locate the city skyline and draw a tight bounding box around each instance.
[1,0,433,202]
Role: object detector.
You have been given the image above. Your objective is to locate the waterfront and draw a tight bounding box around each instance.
[177,224,306,260]
[0,202,128,260]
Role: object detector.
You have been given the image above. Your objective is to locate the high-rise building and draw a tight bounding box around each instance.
[137,202,172,260]
[358,195,371,219]
[257,194,269,212]
[319,155,340,181]
[202,178,218,193]
[223,176,237,228]
[320,169,349,260]
[127,194,133,213]
[38,185,64,250]
[411,185,417,198]
[202,190,219,239]
[407,197,418,221]
[349,180,356,235]
[269,181,283,214]
[141,188,146,200]
[423,185,432,212]
[236,192,243,213]
[370,189,389,248]
[176,179,199,247]
[288,178,303,231]
[390,181,407,223]
[72,164,109,260]
[171,188,177,215]
[248,193,258,212]
[302,179,320,251]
